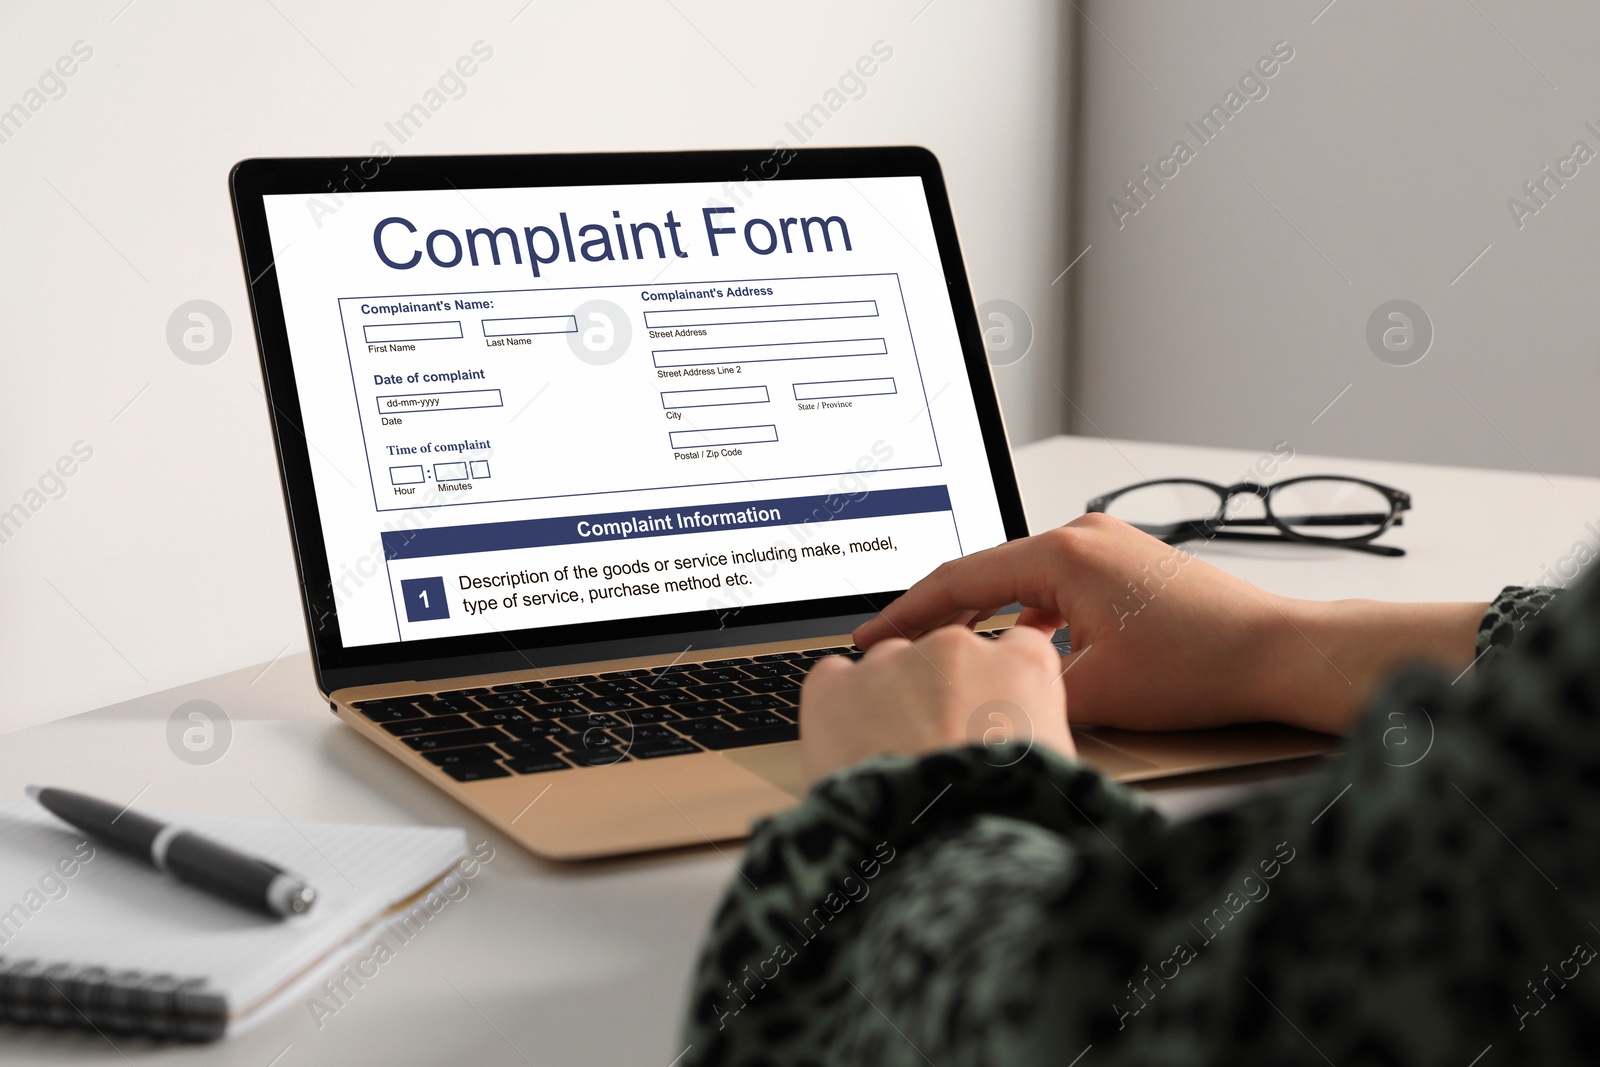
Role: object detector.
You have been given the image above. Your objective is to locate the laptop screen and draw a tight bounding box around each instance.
[258,173,1010,651]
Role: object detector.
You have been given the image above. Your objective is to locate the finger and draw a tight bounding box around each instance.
[854,607,958,650]
[1014,606,1067,633]
[997,620,1055,647]
[854,537,1066,648]
[800,653,851,702]
[903,606,1008,639]
[861,636,912,662]
[929,608,991,632]
[877,608,978,641]
[807,652,853,677]
[964,606,1006,630]
[997,620,1063,672]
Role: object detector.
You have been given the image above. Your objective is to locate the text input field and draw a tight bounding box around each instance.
[363,321,463,343]
[660,385,770,409]
[793,378,898,401]
[652,337,887,369]
[482,315,579,337]
[375,388,503,414]
[643,300,879,329]
[669,425,780,449]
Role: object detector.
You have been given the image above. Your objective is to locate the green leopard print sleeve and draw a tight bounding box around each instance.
[1477,584,1562,666]
[683,572,1600,1065]
[679,743,1163,1062]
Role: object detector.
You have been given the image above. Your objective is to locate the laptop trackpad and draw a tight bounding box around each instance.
[721,742,808,798]
[1070,730,1161,777]
[721,734,1165,798]
[709,722,1329,810]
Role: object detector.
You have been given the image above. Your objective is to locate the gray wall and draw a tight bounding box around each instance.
[1070,0,1599,477]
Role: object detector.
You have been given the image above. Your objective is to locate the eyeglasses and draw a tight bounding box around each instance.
[1086,475,1412,557]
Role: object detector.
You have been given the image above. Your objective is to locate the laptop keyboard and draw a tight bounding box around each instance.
[351,645,853,781]
[349,634,1007,781]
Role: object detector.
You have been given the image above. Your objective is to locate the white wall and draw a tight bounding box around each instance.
[1072,0,1600,478]
[0,1,1074,733]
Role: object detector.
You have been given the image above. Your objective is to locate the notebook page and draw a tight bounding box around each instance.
[0,800,468,1016]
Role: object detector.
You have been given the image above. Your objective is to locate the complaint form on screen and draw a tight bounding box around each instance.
[261,177,1007,647]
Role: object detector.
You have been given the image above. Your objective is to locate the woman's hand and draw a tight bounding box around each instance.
[852,513,1486,737]
[799,624,1071,786]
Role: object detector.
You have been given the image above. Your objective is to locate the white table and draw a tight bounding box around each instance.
[4,435,1597,1065]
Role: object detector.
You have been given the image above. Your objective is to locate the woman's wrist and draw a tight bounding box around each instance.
[1248,595,1488,735]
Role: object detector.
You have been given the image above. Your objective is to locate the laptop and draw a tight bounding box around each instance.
[230,147,1333,860]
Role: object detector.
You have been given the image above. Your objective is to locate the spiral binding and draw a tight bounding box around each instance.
[0,957,227,1041]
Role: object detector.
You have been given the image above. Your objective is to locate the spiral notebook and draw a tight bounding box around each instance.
[0,799,468,1040]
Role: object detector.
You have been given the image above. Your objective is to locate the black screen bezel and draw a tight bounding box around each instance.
[229,147,1030,691]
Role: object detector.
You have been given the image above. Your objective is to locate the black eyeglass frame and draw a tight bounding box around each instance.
[1085,475,1412,558]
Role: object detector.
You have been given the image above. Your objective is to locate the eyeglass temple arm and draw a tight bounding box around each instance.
[1185,528,1406,557]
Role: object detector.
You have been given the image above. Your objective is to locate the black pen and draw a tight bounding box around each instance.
[27,786,317,919]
